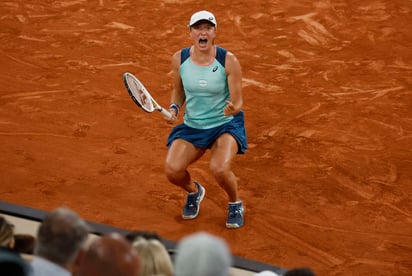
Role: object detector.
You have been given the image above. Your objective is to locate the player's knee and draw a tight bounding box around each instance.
[165,161,181,180]
[164,164,175,179]
[209,161,229,178]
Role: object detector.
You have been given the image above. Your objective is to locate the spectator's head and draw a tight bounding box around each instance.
[284,267,316,276]
[132,238,173,276]
[34,207,89,267]
[78,232,140,276]
[254,271,280,276]
[125,230,161,243]
[0,216,15,248]
[174,231,232,276]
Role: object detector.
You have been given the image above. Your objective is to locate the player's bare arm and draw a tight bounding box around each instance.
[224,51,243,116]
[167,51,186,123]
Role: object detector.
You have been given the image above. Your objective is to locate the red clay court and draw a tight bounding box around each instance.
[1,0,411,275]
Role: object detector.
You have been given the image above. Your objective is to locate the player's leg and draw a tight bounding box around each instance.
[210,133,244,228]
[165,138,205,193]
[165,138,206,219]
[209,133,239,202]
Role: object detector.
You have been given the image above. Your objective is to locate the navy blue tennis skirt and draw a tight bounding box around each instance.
[167,111,248,154]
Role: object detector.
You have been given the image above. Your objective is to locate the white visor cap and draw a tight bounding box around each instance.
[189,10,217,28]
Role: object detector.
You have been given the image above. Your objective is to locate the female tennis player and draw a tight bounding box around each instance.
[164,10,248,228]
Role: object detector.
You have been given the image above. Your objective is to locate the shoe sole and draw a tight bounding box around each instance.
[182,186,205,220]
[226,223,243,229]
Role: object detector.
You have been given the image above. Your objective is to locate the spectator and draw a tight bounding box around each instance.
[78,232,140,276]
[0,247,31,276]
[284,267,316,276]
[125,230,161,243]
[0,215,36,260]
[254,271,280,276]
[132,237,174,276]
[0,216,31,275]
[0,216,15,249]
[174,231,232,276]
[31,207,90,276]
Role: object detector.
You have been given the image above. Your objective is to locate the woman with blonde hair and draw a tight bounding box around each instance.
[0,216,32,276]
[0,216,15,248]
[132,238,174,276]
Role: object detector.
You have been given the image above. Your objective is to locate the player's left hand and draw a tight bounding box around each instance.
[224,100,237,116]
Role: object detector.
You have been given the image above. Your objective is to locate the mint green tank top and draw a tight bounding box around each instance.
[180,46,233,129]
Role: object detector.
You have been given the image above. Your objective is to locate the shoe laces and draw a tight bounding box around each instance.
[229,204,242,217]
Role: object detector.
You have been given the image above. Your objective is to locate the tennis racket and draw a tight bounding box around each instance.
[122,72,171,118]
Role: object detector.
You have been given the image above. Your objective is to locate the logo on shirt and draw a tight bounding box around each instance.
[212,66,218,72]
[199,80,207,87]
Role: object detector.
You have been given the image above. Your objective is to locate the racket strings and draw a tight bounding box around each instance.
[126,76,154,111]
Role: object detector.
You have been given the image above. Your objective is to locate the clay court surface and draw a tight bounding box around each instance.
[1,0,411,275]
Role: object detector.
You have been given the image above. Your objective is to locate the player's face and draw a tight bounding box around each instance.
[190,21,216,49]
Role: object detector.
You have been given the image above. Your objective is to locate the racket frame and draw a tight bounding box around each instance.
[123,72,171,118]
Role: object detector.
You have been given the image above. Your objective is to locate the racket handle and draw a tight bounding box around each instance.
[159,107,172,119]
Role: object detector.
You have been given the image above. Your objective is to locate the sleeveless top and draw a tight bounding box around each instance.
[180,46,233,129]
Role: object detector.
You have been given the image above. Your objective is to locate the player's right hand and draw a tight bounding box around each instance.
[165,111,178,124]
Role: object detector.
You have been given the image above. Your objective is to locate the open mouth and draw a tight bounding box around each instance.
[199,38,208,46]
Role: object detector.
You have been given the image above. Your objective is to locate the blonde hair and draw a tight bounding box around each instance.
[0,216,14,248]
[132,238,174,276]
